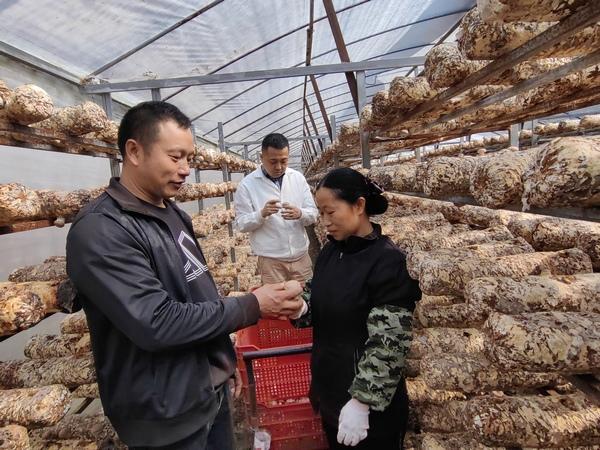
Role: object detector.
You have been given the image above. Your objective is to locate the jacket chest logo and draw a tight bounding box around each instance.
[177,231,209,282]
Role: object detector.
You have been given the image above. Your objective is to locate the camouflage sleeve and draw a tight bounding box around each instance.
[348,304,413,411]
[291,279,312,329]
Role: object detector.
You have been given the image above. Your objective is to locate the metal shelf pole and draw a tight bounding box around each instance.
[510,123,520,149]
[357,71,370,169]
[218,122,238,290]
[191,124,204,212]
[101,93,121,177]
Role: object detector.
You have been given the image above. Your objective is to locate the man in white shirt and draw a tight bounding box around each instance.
[234,133,318,284]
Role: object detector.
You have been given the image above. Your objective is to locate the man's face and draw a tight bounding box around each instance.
[134,120,195,202]
[261,146,289,178]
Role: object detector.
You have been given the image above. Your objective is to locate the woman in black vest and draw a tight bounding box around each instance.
[295,167,421,449]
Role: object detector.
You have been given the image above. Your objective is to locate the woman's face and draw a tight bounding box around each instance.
[315,187,365,241]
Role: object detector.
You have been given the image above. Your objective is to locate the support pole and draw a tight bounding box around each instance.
[191,124,203,212]
[301,143,307,169]
[330,115,338,141]
[309,76,333,139]
[151,88,161,101]
[304,99,324,152]
[510,123,520,148]
[218,122,238,290]
[305,122,319,156]
[323,0,359,112]
[195,170,204,211]
[243,145,250,175]
[357,71,370,169]
[218,123,231,211]
[531,119,539,146]
[101,93,121,177]
[331,114,339,168]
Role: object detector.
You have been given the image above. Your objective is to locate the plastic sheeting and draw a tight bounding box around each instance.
[0,0,476,165]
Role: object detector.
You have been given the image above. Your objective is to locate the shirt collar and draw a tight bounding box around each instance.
[261,166,286,183]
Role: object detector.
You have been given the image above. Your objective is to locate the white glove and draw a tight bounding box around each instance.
[289,300,308,320]
[337,398,369,447]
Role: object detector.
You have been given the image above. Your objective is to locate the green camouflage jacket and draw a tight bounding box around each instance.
[294,281,413,411]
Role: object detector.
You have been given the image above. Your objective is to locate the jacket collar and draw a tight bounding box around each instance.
[327,222,382,254]
[105,177,190,225]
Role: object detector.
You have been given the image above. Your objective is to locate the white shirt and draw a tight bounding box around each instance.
[233,166,318,260]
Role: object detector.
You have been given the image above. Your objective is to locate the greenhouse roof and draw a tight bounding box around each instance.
[0,0,476,166]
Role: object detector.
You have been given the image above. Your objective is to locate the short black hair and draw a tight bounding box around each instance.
[261,133,289,153]
[317,167,388,216]
[118,101,192,159]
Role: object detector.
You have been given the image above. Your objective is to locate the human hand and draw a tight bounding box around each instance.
[281,202,302,220]
[229,368,243,399]
[337,398,369,447]
[288,300,308,320]
[252,281,303,318]
[261,199,281,218]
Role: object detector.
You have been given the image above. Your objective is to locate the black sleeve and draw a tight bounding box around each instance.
[367,243,421,311]
[66,213,260,352]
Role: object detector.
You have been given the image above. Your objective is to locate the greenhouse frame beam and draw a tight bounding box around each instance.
[197,42,434,129]
[162,0,369,101]
[208,78,381,143]
[310,75,333,139]
[246,109,356,154]
[305,98,324,152]
[305,122,320,156]
[226,134,328,147]
[301,142,310,167]
[301,0,316,148]
[323,0,359,113]
[237,95,370,144]
[0,41,80,85]
[82,57,426,93]
[89,0,225,76]
[205,65,389,136]
[236,89,374,140]
[282,111,357,142]
[224,96,301,139]
[165,7,464,103]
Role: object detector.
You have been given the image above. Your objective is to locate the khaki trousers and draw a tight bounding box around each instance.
[258,252,313,284]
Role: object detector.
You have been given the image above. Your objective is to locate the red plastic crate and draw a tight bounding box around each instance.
[269,434,328,450]
[235,320,327,449]
[237,318,313,349]
[240,352,312,406]
[257,403,328,450]
[236,319,313,405]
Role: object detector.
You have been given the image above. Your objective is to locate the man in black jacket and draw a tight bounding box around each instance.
[66,101,303,449]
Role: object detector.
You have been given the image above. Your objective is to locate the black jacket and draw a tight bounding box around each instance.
[66,178,260,447]
[309,224,421,430]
